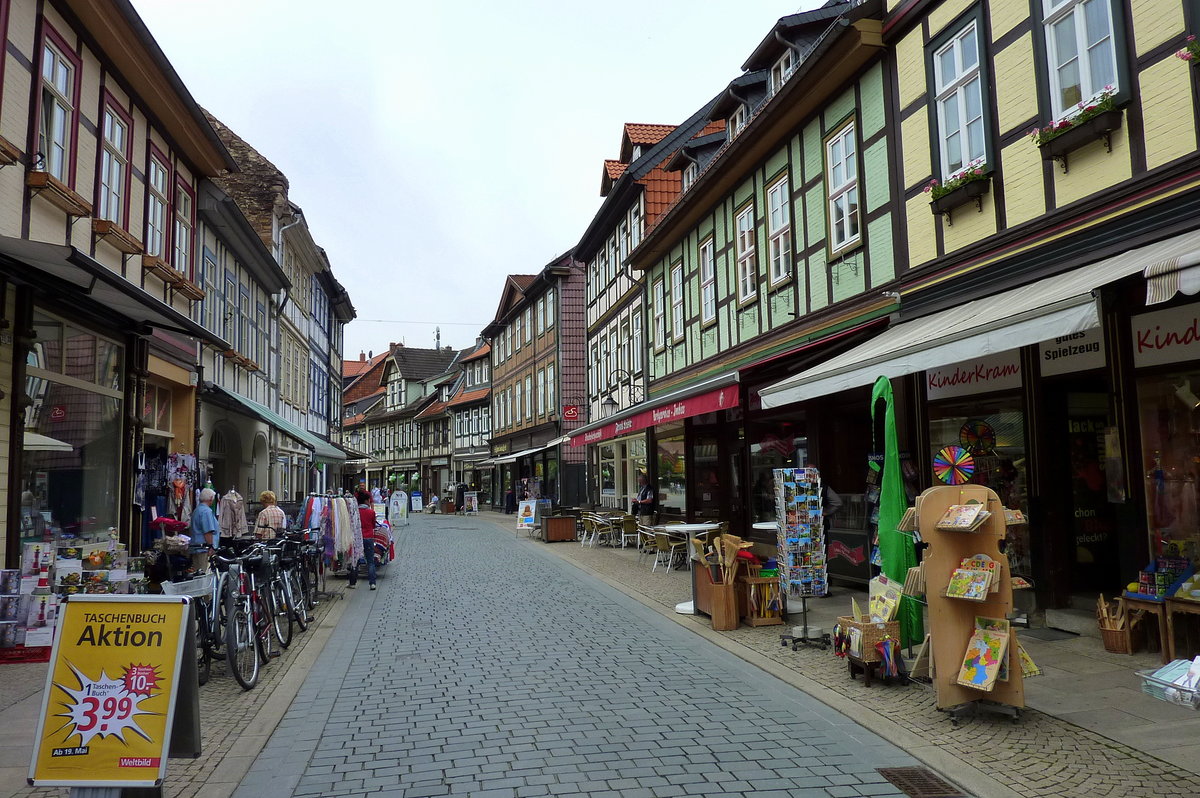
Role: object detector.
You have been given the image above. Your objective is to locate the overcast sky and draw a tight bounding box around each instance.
[131,0,824,361]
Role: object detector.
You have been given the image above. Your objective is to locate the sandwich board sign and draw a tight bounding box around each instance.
[28,594,192,788]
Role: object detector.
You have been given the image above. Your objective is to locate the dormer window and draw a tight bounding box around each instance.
[728,106,748,139]
[682,161,698,192]
[631,145,642,160]
[771,50,796,95]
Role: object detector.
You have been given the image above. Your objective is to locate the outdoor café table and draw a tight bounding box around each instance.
[653,522,720,570]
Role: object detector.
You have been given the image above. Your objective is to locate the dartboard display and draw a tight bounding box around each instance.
[959,419,996,454]
[933,445,975,485]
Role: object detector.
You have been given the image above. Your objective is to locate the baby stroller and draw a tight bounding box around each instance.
[351,520,394,577]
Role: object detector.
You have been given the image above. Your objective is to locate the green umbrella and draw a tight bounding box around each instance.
[871,375,923,646]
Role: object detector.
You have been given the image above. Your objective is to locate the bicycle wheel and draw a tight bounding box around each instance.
[269,579,293,648]
[207,579,227,660]
[194,602,210,686]
[254,591,275,664]
[288,571,309,632]
[300,560,317,611]
[225,577,259,691]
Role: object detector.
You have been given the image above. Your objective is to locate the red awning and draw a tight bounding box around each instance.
[569,384,739,447]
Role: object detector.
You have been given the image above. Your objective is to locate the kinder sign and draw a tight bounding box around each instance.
[926,352,1022,401]
[569,385,739,447]
[1132,303,1200,368]
[1039,328,1105,377]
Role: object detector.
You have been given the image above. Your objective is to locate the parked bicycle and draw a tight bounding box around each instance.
[215,540,276,691]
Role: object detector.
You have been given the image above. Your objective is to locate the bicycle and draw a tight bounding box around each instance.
[216,541,275,691]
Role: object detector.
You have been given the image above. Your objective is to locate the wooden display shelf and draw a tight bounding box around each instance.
[27,170,92,216]
[740,575,784,626]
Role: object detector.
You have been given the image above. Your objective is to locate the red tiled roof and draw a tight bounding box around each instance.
[694,120,726,139]
[604,160,627,180]
[446,386,491,408]
[344,412,367,426]
[510,275,536,292]
[415,399,447,420]
[343,351,387,379]
[639,162,682,230]
[461,341,491,362]
[625,123,676,146]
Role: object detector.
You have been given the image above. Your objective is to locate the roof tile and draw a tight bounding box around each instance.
[625,123,677,145]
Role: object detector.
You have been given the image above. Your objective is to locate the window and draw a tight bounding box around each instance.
[735,206,757,301]
[523,308,531,344]
[1042,0,1117,120]
[631,312,643,371]
[174,182,194,275]
[38,37,76,182]
[536,369,545,416]
[682,161,698,192]
[629,203,642,250]
[514,382,522,425]
[700,237,716,323]
[728,105,748,139]
[671,263,684,341]
[766,177,791,283]
[653,278,665,349]
[617,219,630,265]
[826,123,859,252]
[536,296,545,334]
[524,376,532,420]
[771,50,795,95]
[589,344,599,396]
[933,23,985,179]
[546,288,555,328]
[547,363,555,415]
[98,104,130,224]
[513,316,521,350]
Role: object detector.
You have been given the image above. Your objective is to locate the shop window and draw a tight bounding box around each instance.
[656,434,687,517]
[1138,371,1200,561]
[142,383,174,438]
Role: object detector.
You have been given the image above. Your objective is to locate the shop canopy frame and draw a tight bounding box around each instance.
[492,439,560,465]
[759,230,1200,408]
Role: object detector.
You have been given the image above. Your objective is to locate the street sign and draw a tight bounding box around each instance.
[28,595,191,788]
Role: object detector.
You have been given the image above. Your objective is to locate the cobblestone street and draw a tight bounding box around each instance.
[232,514,921,798]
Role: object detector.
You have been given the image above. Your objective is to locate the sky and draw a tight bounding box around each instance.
[131,0,825,362]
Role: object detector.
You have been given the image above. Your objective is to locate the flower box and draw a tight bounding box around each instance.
[929,177,990,223]
[1038,109,1123,173]
[92,219,143,255]
[27,170,92,216]
[172,277,205,301]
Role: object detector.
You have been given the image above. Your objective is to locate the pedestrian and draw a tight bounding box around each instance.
[192,488,219,549]
[348,489,378,590]
[632,472,656,520]
[822,480,842,534]
[254,490,286,539]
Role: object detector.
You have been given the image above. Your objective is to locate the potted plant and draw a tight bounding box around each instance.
[925,164,990,221]
[1030,86,1122,171]
[1176,35,1200,64]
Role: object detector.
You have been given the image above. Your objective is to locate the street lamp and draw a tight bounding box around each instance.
[602,368,644,417]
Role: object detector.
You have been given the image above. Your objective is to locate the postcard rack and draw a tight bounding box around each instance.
[920,484,1024,723]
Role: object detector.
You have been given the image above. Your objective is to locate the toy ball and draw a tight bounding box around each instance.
[1127,582,1139,593]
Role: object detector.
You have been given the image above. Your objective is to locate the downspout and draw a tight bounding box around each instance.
[271,211,305,493]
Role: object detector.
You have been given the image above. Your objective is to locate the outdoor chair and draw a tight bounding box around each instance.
[618,515,639,549]
[636,525,657,563]
[652,532,688,573]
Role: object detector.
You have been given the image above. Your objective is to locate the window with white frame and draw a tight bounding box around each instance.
[524,376,532,420]
[735,206,757,301]
[700,237,716,322]
[682,161,698,192]
[617,219,630,265]
[653,278,666,349]
[766,177,791,283]
[523,308,531,343]
[515,382,522,424]
[629,203,642,249]
[513,317,521,350]
[632,311,643,371]
[38,40,75,182]
[537,369,545,416]
[173,183,194,275]
[728,105,748,139]
[536,296,545,334]
[1042,0,1118,120]
[546,288,555,328]
[99,107,129,224]
[826,123,859,252]
[671,263,684,341]
[589,344,599,396]
[546,364,555,413]
[771,50,795,95]
[146,157,168,259]
[934,22,985,178]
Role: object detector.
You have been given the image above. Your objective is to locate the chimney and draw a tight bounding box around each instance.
[359,351,366,361]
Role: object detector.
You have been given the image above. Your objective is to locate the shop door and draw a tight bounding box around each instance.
[1045,383,1120,596]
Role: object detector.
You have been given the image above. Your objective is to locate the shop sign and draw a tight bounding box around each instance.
[49,405,67,422]
[430,458,449,467]
[926,352,1021,401]
[1131,303,1200,368]
[569,385,739,447]
[561,404,579,421]
[1038,328,1106,376]
[29,595,190,788]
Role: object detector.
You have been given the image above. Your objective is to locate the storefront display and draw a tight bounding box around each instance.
[656,432,687,517]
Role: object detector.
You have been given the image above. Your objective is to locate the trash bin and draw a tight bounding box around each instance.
[441,499,455,514]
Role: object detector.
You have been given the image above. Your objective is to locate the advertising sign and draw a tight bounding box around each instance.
[464,492,479,515]
[410,491,423,513]
[516,500,536,529]
[569,385,739,447]
[29,595,190,787]
[925,351,1022,401]
[1131,302,1200,368]
[1038,328,1106,376]
[389,491,409,526]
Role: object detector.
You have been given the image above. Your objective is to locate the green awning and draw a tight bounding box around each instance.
[209,385,346,462]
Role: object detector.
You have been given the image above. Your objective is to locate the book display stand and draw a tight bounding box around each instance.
[920,484,1024,726]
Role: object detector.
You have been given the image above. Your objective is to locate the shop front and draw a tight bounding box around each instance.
[594,434,649,512]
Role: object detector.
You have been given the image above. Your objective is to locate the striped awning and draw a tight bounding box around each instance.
[1145,245,1200,305]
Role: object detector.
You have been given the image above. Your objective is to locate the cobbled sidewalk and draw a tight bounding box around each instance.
[530,514,1198,798]
[233,514,922,798]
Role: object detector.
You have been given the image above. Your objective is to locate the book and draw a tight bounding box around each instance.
[959,555,999,593]
[868,575,903,622]
[897,507,918,532]
[936,503,992,532]
[1017,643,1040,678]
[956,628,1010,691]
[946,568,991,601]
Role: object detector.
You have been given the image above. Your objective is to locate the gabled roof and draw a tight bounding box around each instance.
[709,70,770,119]
[446,386,491,409]
[415,398,448,420]
[620,123,677,161]
[388,344,460,382]
[487,274,538,328]
[741,2,853,71]
[460,341,491,362]
[601,160,628,196]
[343,351,388,380]
[664,129,729,172]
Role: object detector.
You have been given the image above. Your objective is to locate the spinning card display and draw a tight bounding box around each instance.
[774,467,827,598]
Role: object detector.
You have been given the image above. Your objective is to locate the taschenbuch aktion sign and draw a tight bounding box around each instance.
[28,594,189,788]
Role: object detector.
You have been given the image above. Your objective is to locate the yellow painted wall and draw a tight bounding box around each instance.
[1052,126,1132,207]
[1132,0,1184,56]
[1141,57,1198,170]
[1000,140,1046,228]
[989,0,1029,40]
[894,31,926,110]
[942,188,997,253]
[993,33,1038,135]
[927,0,972,38]
[901,111,931,189]
[905,193,938,270]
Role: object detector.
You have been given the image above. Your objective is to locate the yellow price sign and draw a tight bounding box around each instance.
[28,595,190,787]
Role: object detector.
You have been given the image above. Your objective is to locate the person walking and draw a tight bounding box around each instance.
[254,490,286,540]
[192,488,219,549]
[348,489,378,590]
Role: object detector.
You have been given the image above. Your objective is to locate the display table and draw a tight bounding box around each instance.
[1124,595,1170,664]
[1165,597,1200,661]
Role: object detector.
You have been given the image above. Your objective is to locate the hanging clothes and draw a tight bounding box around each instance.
[320,501,335,562]
[347,496,364,564]
[219,490,248,540]
[333,497,354,561]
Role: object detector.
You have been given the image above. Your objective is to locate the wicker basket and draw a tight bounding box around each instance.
[836,616,900,663]
[1099,626,1129,654]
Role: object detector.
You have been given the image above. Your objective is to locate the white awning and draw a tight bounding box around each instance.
[1144,241,1200,305]
[493,440,560,465]
[760,230,1200,408]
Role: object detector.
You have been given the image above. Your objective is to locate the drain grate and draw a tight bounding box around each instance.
[877,767,970,798]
